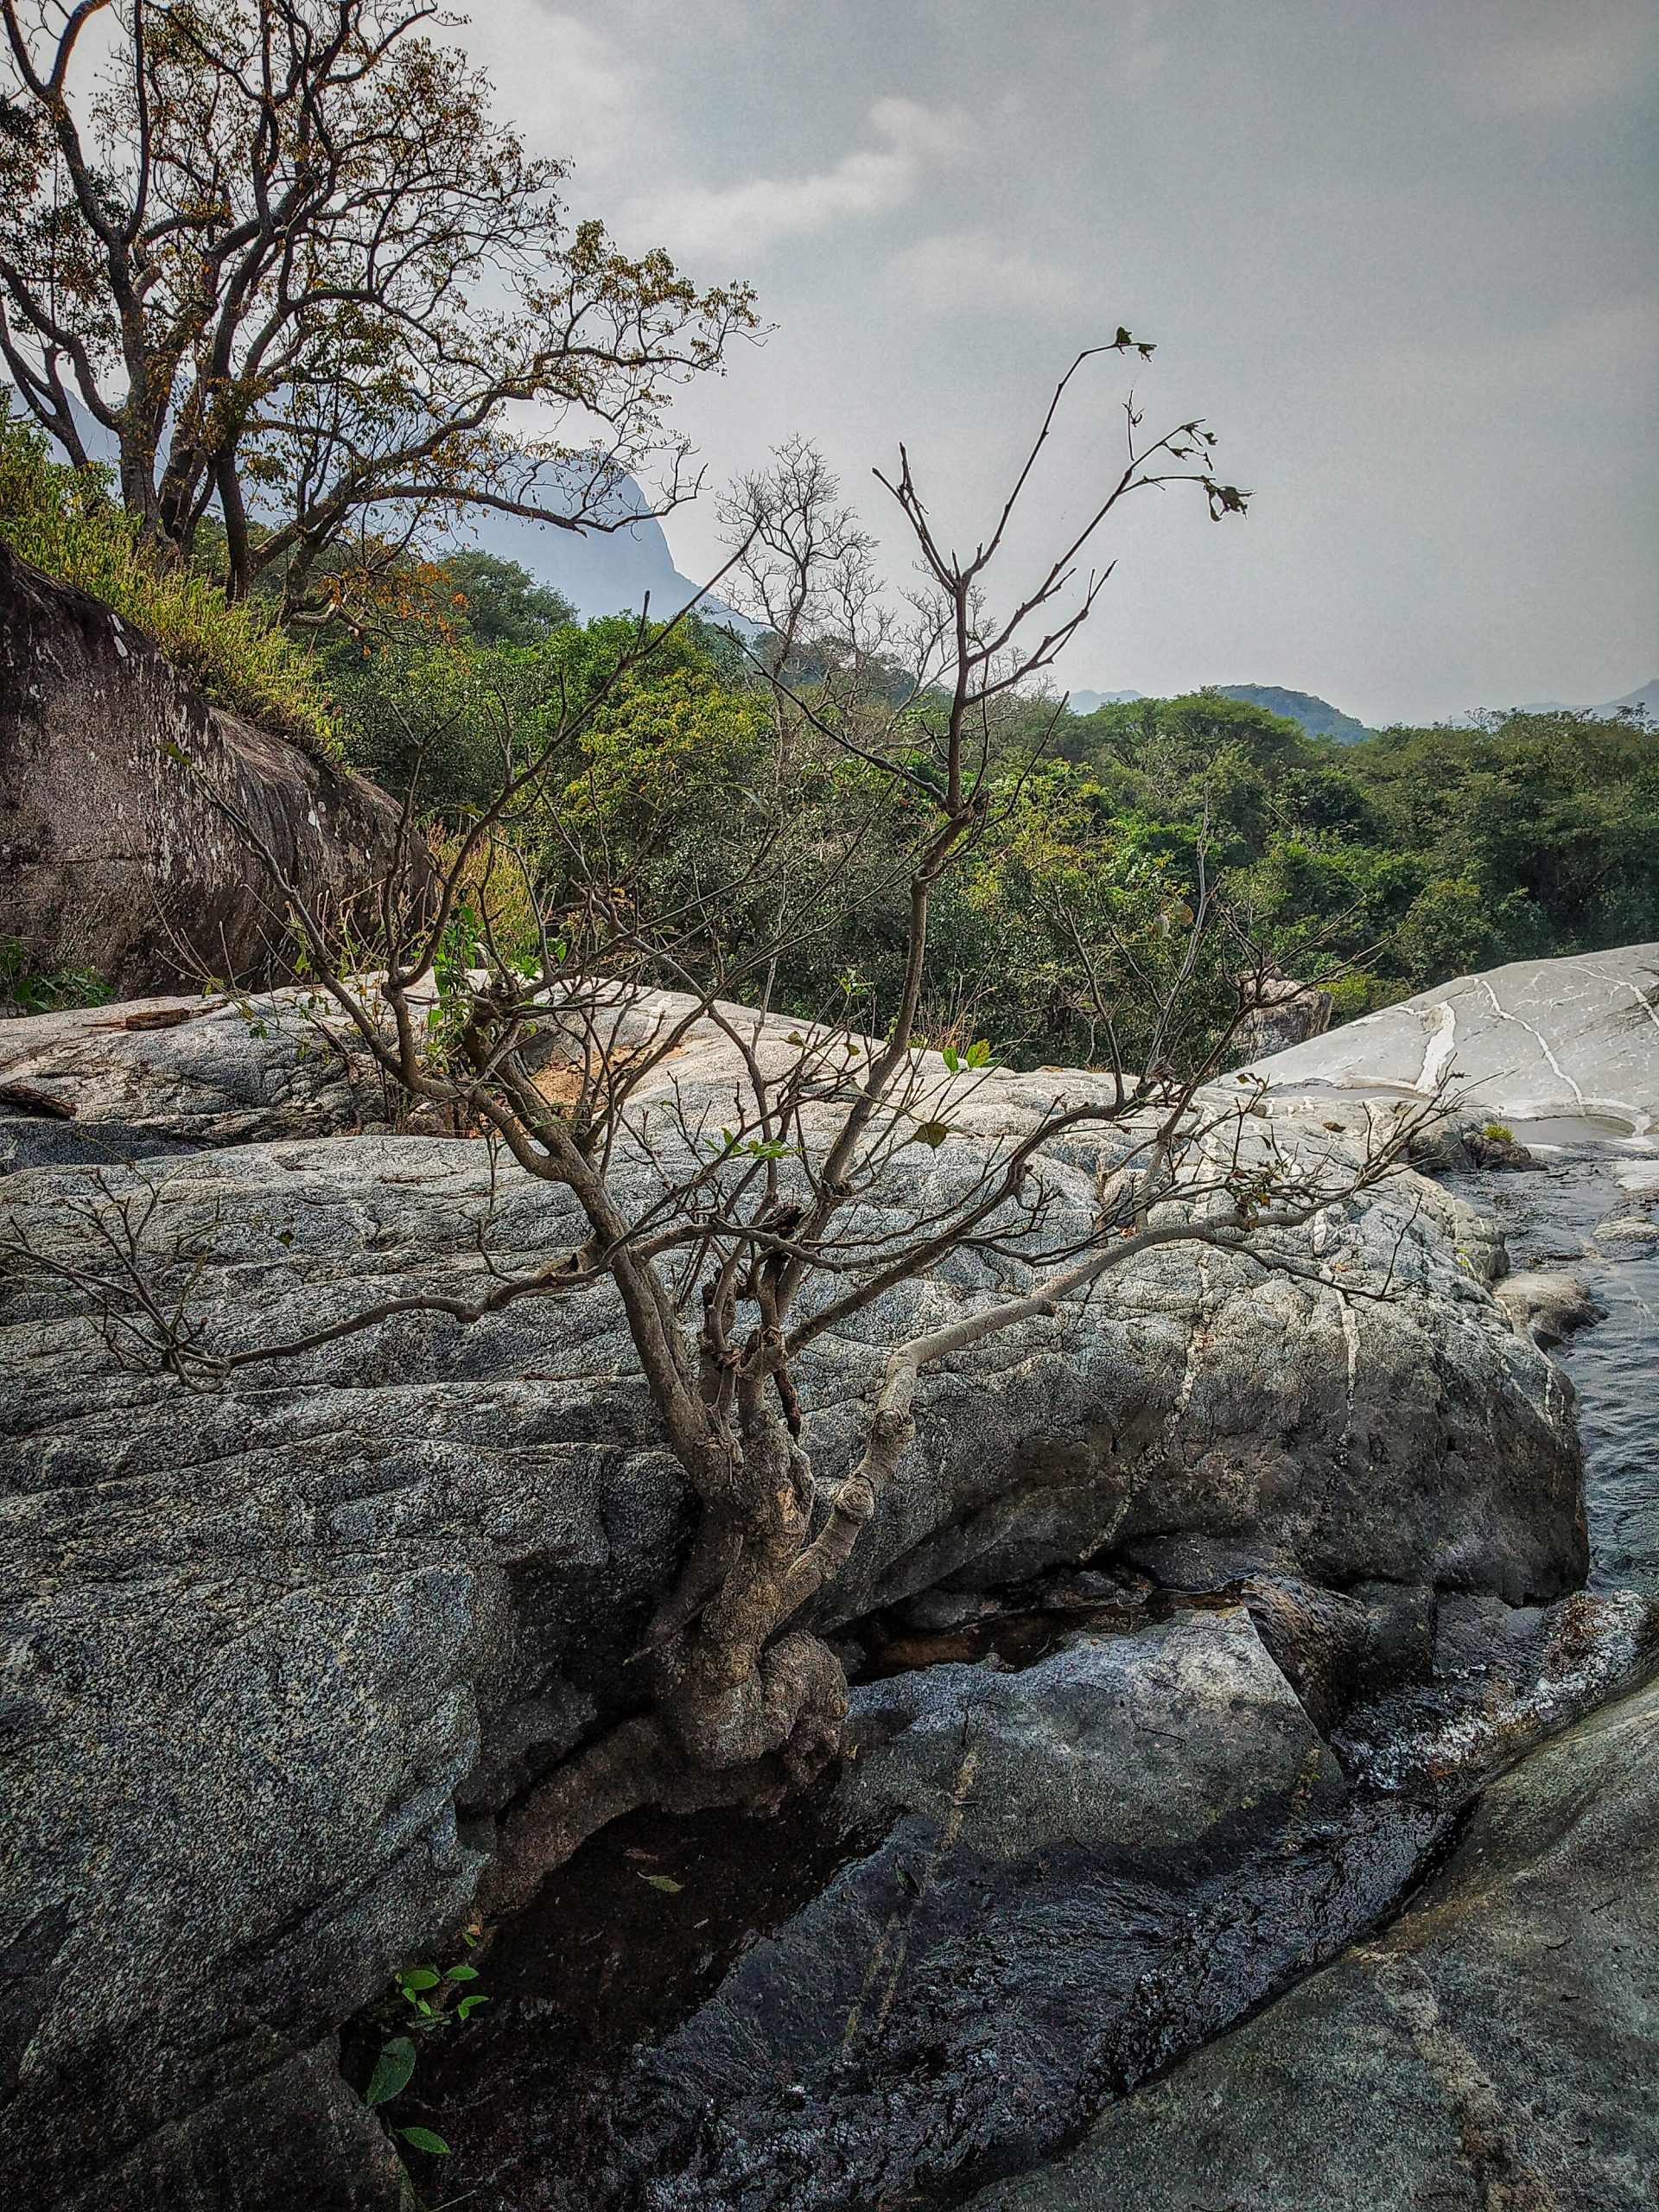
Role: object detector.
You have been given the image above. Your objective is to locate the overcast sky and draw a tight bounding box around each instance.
[461,0,1659,724]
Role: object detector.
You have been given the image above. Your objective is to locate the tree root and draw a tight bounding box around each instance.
[476,1634,851,1921]
[661,1628,849,1777]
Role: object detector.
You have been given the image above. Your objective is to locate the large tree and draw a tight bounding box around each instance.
[0,0,753,611]
[6,350,1428,1916]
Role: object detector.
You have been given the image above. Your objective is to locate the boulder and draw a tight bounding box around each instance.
[1406,1111,1541,1173]
[1228,964,1334,1063]
[0,995,1588,2203]
[1593,1211,1658,1255]
[421,1611,1432,2210]
[0,541,432,997]
[965,1665,1659,2212]
[1494,1268,1606,1349]
[0,988,391,1172]
[1239,944,1659,1135]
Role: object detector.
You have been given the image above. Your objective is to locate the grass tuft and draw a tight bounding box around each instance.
[0,402,340,758]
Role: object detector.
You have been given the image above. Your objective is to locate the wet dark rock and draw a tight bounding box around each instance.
[411,1584,1655,2212]
[1467,1128,1541,1171]
[0,540,432,997]
[966,1664,1659,2212]
[1593,1211,1659,1255]
[65,2040,417,2212]
[1495,1268,1606,1348]
[1242,1574,1436,1734]
[416,1611,1450,2212]
[1337,1585,1657,1795]
[1406,1113,1541,1175]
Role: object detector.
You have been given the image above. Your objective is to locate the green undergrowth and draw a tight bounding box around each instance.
[0,937,114,1016]
[0,403,340,758]
[340,1951,488,2193]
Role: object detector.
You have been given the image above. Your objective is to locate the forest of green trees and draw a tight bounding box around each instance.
[3,395,1654,1058]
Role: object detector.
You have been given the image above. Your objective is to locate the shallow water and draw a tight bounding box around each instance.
[1446,1137,1659,1596]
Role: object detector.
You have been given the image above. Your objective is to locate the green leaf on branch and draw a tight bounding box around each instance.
[398,2126,450,2155]
[912,1121,952,1148]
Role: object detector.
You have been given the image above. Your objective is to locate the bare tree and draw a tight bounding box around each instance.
[0,0,754,612]
[5,346,1427,1913]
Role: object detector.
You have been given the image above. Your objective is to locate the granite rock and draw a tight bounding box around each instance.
[965,1665,1659,2212]
[0,994,1588,2203]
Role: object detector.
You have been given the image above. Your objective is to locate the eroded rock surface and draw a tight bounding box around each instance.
[1239,944,1659,1134]
[0,988,393,1172]
[0,540,431,996]
[968,1667,1659,2212]
[0,988,1599,2204]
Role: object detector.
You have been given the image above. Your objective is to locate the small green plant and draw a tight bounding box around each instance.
[1478,1122,1516,1146]
[939,1039,995,1075]
[359,1955,488,2170]
[0,938,114,1015]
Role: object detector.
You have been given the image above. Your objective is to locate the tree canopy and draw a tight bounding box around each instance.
[0,0,753,616]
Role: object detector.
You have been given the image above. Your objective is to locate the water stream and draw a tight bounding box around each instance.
[1446,1123,1659,1595]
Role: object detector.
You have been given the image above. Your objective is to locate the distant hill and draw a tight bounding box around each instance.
[1214,686,1370,743]
[1065,688,1146,715]
[12,389,740,631]
[441,475,769,635]
[1067,679,1657,735]
[1491,680,1656,722]
[1063,683,1370,742]
[1585,677,1657,721]
[463,494,743,628]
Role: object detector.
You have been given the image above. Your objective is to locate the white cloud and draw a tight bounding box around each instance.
[1481,10,1657,113]
[887,231,1085,315]
[1120,37,1172,85]
[454,3,631,161]
[624,98,970,257]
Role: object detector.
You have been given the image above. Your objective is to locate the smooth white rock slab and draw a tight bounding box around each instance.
[1240,945,1659,1134]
